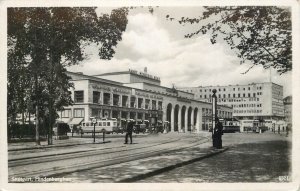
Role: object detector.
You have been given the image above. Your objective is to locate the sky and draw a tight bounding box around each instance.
[67,7,292,97]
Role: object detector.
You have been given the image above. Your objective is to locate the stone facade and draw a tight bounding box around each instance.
[60,70,232,133]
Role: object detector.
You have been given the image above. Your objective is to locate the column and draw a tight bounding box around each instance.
[184,108,188,132]
[191,108,194,131]
[110,93,113,106]
[171,106,174,132]
[178,106,182,132]
[196,108,202,133]
[100,92,103,105]
[119,95,122,107]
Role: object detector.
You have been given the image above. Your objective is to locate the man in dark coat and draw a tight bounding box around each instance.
[125,121,134,144]
[214,118,223,149]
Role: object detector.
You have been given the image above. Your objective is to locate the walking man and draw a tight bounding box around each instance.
[124,121,134,144]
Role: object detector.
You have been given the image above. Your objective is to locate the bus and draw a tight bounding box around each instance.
[80,119,118,134]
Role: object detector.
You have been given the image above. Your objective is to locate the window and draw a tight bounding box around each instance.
[103,93,111,105]
[152,100,157,110]
[93,91,100,104]
[204,95,207,99]
[62,109,71,118]
[107,122,110,126]
[253,93,256,97]
[248,93,251,97]
[99,122,102,126]
[91,109,99,117]
[248,87,250,90]
[223,88,226,91]
[233,88,235,91]
[74,91,84,103]
[158,101,163,110]
[228,94,230,98]
[233,94,235,98]
[243,93,245,97]
[103,122,106,126]
[223,94,226,98]
[238,93,240,98]
[243,88,245,91]
[74,108,84,118]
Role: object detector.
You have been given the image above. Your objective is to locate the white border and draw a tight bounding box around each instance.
[1,0,299,191]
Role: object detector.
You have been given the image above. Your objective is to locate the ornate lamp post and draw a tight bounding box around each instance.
[212,89,218,147]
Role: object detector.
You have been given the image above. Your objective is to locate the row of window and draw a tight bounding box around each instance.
[233,104,262,108]
[233,110,263,113]
[75,90,163,110]
[189,86,263,93]
[199,92,262,99]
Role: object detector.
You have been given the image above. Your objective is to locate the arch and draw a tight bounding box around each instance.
[188,106,193,131]
[166,103,172,131]
[181,106,186,132]
[174,105,179,131]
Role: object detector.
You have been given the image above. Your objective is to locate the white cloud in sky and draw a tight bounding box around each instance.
[68,11,292,97]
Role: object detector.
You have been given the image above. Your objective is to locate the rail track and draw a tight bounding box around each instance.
[9,136,209,179]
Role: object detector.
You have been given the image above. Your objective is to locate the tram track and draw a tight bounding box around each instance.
[8,137,178,167]
[9,136,209,179]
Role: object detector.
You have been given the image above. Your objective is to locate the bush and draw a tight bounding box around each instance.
[56,123,70,135]
[8,123,48,139]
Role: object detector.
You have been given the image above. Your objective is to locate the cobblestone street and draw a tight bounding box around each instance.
[139,132,291,183]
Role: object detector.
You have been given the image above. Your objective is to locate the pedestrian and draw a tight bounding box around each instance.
[214,118,223,149]
[124,121,134,144]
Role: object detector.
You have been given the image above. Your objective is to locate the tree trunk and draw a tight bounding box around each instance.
[48,100,53,145]
[35,74,40,146]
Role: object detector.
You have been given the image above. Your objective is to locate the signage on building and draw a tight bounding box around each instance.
[177,97,191,103]
[135,90,163,100]
[91,84,130,94]
[91,84,111,92]
[129,69,160,81]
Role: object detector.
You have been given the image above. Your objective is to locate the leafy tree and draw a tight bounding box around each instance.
[8,7,129,145]
[167,6,292,74]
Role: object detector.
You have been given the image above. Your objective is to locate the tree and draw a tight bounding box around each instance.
[167,6,292,74]
[8,7,129,145]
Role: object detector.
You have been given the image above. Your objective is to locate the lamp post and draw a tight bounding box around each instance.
[212,89,218,147]
[91,117,97,143]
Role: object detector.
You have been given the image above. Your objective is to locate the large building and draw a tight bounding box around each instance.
[60,69,233,133]
[283,96,292,126]
[179,82,285,131]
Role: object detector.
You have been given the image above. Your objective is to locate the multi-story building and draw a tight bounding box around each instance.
[283,96,292,126]
[179,82,285,131]
[60,69,232,133]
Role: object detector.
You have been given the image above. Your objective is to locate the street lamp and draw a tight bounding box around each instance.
[90,117,97,143]
[212,89,218,147]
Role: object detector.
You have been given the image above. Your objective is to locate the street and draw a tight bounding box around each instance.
[8,131,291,183]
[139,132,291,183]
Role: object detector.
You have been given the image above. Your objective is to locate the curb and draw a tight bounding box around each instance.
[117,147,229,183]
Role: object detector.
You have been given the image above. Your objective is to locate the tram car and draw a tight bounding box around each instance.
[220,118,241,133]
[80,119,118,134]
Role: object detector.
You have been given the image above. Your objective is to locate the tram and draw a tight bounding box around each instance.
[80,119,118,134]
[220,118,241,133]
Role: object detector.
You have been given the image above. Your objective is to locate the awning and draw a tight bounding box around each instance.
[143,120,149,122]
[57,118,71,124]
[69,118,84,125]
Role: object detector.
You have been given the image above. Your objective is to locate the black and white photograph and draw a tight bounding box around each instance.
[1,0,299,190]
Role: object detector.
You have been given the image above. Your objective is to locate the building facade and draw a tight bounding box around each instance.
[283,96,292,126]
[60,70,233,133]
[179,82,285,131]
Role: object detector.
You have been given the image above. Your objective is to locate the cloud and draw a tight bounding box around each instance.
[68,11,292,97]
